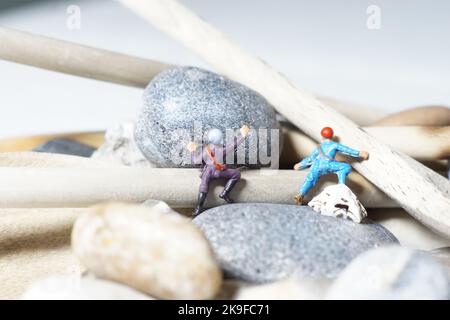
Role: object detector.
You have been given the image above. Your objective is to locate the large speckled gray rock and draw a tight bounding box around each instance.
[193,203,398,283]
[135,66,280,168]
[327,246,450,300]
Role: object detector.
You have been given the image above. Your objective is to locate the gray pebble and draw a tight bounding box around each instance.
[33,139,95,157]
[193,203,398,283]
[135,66,280,168]
[327,246,450,300]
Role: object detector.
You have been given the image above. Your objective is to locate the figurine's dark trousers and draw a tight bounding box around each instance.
[193,165,241,217]
[200,165,241,193]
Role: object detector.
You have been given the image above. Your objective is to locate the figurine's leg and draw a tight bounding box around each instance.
[295,170,319,204]
[332,162,352,184]
[218,168,241,203]
[300,171,319,196]
[193,167,212,217]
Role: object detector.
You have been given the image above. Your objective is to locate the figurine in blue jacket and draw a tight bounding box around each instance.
[293,127,369,205]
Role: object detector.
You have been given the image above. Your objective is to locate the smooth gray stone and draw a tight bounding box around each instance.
[193,203,398,283]
[327,246,450,300]
[33,139,95,157]
[135,66,280,168]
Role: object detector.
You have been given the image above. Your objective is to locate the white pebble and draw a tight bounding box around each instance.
[71,202,222,299]
[22,275,152,300]
[234,277,330,300]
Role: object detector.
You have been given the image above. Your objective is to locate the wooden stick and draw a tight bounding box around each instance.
[3,27,447,128]
[0,152,123,169]
[0,153,394,208]
[0,26,382,124]
[376,106,450,127]
[305,96,383,126]
[282,126,450,163]
[119,0,450,237]
[0,27,169,88]
[1,126,448,162]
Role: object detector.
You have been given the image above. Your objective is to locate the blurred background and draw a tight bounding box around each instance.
[0,0,449,138]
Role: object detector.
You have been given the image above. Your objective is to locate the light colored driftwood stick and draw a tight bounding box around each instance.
[0,153,394,208]
[0,26,169,87]
[3,26,447,128]
[376,106,450,126]
[119,0,450,237]
[301,96,383,126]
[282,126,450,162]
[0,27,382,124]
[0,152,121,169]
[1,125,448,161]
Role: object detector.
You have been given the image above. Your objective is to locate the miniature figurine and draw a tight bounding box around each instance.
[187,125,251,217]
[293,127,369,205]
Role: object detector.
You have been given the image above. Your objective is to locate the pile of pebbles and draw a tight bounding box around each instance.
[26,66,450,300]
[23,201,450,300]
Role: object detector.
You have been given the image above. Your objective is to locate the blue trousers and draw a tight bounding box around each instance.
[299,161,352,196]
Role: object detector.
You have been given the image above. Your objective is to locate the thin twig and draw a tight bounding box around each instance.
[0,26,169,87]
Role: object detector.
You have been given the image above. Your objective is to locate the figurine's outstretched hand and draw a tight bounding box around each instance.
[186,142,198,153]
[240,124,250,137]
[293,163,301,170]
[359,151,369,160]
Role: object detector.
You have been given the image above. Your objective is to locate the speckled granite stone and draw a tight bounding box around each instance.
[327,246,450,299]
[135,66,280,168]
[193,203,398,283]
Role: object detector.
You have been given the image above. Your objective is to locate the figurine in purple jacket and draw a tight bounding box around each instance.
[187,125,251,217]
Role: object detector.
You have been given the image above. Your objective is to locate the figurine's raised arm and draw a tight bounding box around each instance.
[186,141,197,153]
[335,143,369,160]
[293,148,319,171]
[223,124,250,156]
[187,141,204,165]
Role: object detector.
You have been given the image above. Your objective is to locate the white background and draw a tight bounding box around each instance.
[0,0,449,138]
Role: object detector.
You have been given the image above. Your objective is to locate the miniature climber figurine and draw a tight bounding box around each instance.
[187,125,251,217]
[293,127,369,205]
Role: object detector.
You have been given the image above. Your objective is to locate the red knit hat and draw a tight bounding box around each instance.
[321,127,334,139]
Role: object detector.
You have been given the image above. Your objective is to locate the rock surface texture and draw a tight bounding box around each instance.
[72,202,222,299]
[308,184,368,223]
[135,66,280,168]
[193,203,398,283]
[327,246,450,300]
[92,123,155,167]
